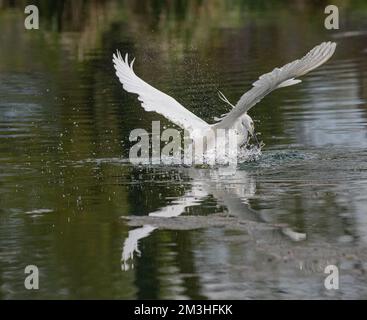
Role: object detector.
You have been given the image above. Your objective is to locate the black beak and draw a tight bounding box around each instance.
[252,131,260,148]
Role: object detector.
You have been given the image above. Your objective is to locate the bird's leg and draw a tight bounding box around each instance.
[217,90,235,109]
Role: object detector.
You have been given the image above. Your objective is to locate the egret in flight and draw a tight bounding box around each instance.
[113,42,336,158]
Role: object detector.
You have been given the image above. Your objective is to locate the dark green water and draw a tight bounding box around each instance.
[1,0,367,299]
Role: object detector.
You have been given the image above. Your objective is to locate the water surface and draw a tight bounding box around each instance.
[1,0,367,299]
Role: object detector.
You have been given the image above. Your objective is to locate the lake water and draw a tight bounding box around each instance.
[1,0,367,299]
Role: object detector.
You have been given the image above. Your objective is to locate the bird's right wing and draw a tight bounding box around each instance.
[215,42,337,129]
[113,51,209,132]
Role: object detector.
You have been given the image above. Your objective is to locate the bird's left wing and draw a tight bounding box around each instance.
[113,51,209,132]
[215,42,337,129]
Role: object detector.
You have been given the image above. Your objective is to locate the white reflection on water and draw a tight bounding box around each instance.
[121,225,156,271]
[121,168,306,271]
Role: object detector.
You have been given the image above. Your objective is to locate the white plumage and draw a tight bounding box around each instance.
[113,42,336,152]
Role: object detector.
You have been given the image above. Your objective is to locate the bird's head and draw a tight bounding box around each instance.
[242,114,260,147]
[242,114,255,136]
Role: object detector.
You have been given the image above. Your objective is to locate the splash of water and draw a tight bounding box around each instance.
[237,144,263,163]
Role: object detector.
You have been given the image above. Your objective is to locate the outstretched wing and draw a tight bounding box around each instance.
[216,42,337,129]
[113,51,209,132]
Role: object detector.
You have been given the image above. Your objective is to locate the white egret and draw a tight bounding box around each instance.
[113,42,336,155]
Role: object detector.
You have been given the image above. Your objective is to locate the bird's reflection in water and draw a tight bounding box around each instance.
[121,225,156,271]
[121,167,306,271]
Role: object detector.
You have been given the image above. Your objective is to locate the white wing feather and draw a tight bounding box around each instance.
[216,42,337,129]
[113,51,209,132]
